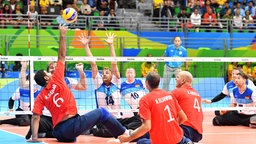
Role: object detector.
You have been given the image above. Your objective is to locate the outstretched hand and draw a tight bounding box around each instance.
[59,24,68,36]
[78,32,90,46]
[75,63,84,71]
[201,99,211,104]
[105,32,116,45]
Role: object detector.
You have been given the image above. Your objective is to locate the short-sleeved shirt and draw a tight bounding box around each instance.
[222,80,256,96]
[32,61,78,128]
[230,86,256,115]
[94,72,122,118]
[120,79,145,109]
[12,87,40,111]
[139,89,183,144]
[141,62,158,77]
[171,86,203,134]
[164,44,187,68]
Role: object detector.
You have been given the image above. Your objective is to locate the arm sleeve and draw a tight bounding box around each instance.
[211,92,227,103]
[8,97,15,109]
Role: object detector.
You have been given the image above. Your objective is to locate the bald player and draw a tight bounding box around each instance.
[171,71,203,142]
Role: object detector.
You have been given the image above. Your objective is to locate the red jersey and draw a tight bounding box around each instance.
[32,61,78,127]
[171,85,203,134]
[139,89,184,144]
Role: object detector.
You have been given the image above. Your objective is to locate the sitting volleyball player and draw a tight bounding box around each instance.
[27,25,130,143]
[90,68,150,141]
[212,72,256,127]
[0,61,40,126]
[25,60,87,139]
[202,68,256,115]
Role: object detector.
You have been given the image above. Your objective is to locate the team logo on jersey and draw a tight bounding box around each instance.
[244,96,250,99]
[135,84,140,87]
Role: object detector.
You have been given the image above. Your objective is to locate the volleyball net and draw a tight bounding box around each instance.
[1,56,256,115]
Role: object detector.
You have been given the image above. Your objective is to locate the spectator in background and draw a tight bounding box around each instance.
[72,0,81,14]
[177,7,191,29]
[202,8,218,29]
[49,0,63,8]
[27,5,38,26]
[39,6,52,26]
[221,8,233,31]
[97,0,109,15]
[245,1,255,18]
[39,0,50,8]
[219,2,231,18]
[243,62,253,77]
[0,0,4,10]
[210,0,219,8]
[141,54,158,77]
[243,10,254,29]
[13,3,26,27]
[94,10,107,30]
[192,0,204,16]
[202,0,215,17]
[187,0,195,9]
[88,0,97,15]
[160,0,174,28]
[107,8,119,30]
[13,53,23,71]
[190,7,201,32]
[233,2,245,18]
[0,4,14,28]
[233,9,243,30]
[80,0,92,27]
[153,0,164,22]
[9,0,16,11]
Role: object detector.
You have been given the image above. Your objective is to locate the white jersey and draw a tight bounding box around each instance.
[94,73,122,118]
[222,79,256,96]
[120,79,145,109]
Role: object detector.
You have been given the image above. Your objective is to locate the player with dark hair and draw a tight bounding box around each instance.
[27,25,129,143]
[212,72,256,127]
[202,68,256,115]
[162,36,188,91]
[79,32,122,118]
[171,71,203,142]
[118,72,192,144]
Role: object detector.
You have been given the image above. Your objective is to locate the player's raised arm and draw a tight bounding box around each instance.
[19,61,29,88]
[58,25,68,64]
[74,63,88,90]
[79,32,98,79]
[105,32,120,79]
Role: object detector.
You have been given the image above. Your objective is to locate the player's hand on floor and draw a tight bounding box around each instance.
[26,138,42,143]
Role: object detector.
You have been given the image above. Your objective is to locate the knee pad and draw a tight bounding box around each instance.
[99,107,110,123]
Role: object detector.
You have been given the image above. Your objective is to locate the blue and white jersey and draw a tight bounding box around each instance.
[94,72,121,118]
[120,79,145,110]
[12,87,41,111]
[65,77,78,89]
[230,86,256,115]
[222,79,256,96]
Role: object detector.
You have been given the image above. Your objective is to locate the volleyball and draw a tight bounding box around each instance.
[62,8,78,23]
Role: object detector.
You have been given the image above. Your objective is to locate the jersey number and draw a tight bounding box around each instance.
[193,98,201,112]
[131,92,139,100]
[53,93,64,107]
[164,105,175,123]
